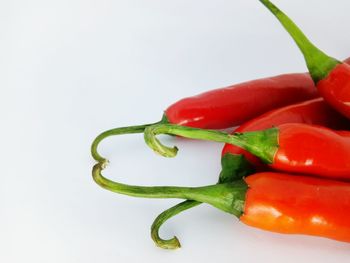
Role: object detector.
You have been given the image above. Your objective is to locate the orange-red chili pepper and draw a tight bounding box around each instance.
[242,172,350,242]
[260,0,350,119]
[92,166,350,248]
[144,122,350,180]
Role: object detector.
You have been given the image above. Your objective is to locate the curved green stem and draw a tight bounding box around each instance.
[91,115,168,165]
[150,153,255,249]
[151,200,201,249]
[259,0,340,83]
[92,162,246,215]
[144,124,279,164]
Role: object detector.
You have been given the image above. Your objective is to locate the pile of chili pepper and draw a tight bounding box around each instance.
[91,0,350,249]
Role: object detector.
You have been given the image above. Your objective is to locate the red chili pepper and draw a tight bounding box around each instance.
[165,74,317,129]
[221,55,350,172]
[144,122,350,180]
[91,75,317,166]
[260,0,350,119]
[221,98,350,173]
[92,165,350,248]
[149,97,350,248]
[91,74,317,164]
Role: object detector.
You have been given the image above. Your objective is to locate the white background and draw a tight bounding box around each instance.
[2,0,350,262]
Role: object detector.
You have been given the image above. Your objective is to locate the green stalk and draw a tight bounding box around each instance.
[151,200,201,249]
[259,0,340,83]
[92,163,247,216]
[143,122,276,249]
[150,153,254,249]
[144,124,279,164]
[91,115,168,165]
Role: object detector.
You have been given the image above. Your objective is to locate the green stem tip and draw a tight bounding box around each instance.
[150,153,254,249]
[259,0,340,83]
[92,162,247,216]
[144,123,279,164]
[91,115,168,165]
[151,200,201,249]
[92,162,247,246]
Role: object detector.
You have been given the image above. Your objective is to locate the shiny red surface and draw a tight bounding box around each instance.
[165,73,317,129]
[273,123,350,179]
[318,63,350,119]
[221,98,350,170]
[241,172,350,242]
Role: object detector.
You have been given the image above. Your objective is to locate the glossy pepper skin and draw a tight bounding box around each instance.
[242,172,350,242]
[150,97,350,249]
[91,72,317,165]
[144,123,350,180]
[149,97,350,249]
[260,0,350,119]
[92,164,350,247]
[221,58,350,170]
[272,124,350,179]
[165,73,317,129]
[318,63,350,119]
[221,98,350,172]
